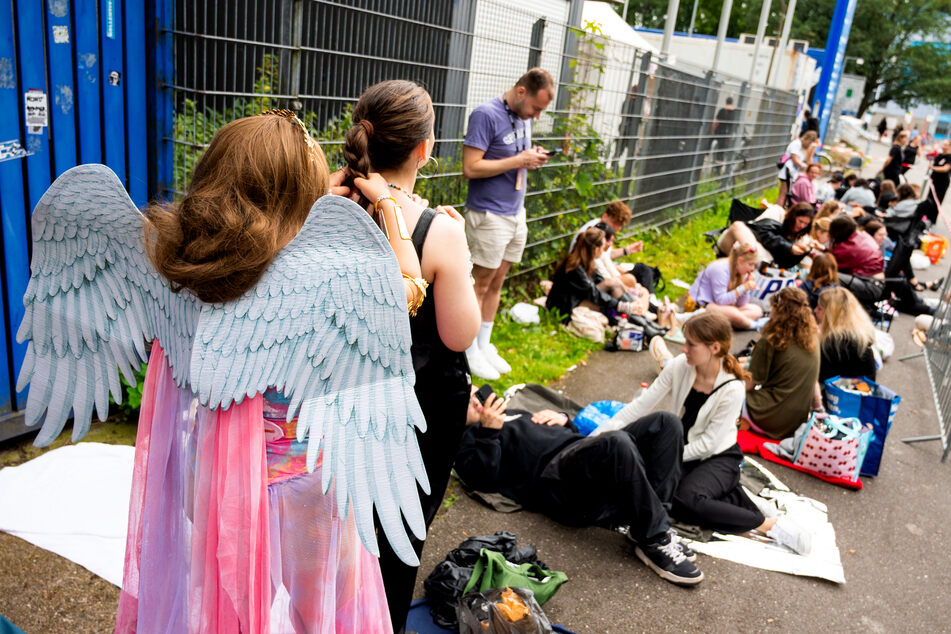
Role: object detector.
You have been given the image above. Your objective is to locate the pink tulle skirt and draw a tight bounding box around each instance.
[115,343,393,633]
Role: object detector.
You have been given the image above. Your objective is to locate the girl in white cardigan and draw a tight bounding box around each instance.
[594,312,811,554]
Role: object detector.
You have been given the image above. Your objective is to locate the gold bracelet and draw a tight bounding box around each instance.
[402,273,429,317]
[374,194,411,240]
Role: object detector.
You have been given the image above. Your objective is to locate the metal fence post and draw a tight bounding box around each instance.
[555,0,584,113]
[151,0,174,199]
[441,0,477,150]
[289,0,303,111]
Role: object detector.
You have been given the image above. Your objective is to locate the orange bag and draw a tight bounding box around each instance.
[920,233,949,265]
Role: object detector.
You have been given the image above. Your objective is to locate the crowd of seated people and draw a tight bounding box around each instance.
[476,141,945,591]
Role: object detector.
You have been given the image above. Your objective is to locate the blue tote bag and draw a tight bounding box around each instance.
[824,376,900,477]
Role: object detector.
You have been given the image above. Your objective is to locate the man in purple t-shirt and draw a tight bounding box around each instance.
[462,68,554,379]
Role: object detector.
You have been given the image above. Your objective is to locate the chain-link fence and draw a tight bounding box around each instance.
[163,0,798,280]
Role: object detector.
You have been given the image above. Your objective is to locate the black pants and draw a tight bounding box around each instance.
[376,368,470,634]
[885,238,934,316]
[672,444,765,533]
[535,411,683,543]
[933,179,949,208]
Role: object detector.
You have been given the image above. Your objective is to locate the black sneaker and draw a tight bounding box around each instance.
[668,528,697,563]
[635,536,704,585]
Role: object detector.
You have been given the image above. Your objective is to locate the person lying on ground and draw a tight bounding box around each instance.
[742,287,821,440]
[717,203,819,270]
[599,312,812,554]
[454,385,705,585]
[546,227,643,322]
[689,241,763,329]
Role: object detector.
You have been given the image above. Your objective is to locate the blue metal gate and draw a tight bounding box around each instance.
[0,0,149,439]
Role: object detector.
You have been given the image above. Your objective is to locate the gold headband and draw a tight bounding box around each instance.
[259,109,320,160]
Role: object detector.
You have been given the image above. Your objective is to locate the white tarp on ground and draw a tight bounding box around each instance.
[0,443,133,587]
[683,457,846,584]
[0,443,845,588]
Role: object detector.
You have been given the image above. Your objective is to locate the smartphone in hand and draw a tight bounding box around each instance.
[475,384,496,405]
[544,148,563,156]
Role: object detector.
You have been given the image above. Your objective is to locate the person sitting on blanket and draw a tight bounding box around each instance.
[601,312,812,555]
[454,385,705,585]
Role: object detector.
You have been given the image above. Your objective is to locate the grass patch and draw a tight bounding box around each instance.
[482,307,604,393]
[477,187,778,390]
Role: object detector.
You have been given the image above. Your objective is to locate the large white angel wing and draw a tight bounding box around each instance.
[17,164,200,447]
[191,195,429,566]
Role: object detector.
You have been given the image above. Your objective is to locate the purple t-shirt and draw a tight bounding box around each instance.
[690,258,750,307]
[464,97,531,216]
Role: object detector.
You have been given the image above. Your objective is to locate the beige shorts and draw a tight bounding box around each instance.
[465,208,528,269]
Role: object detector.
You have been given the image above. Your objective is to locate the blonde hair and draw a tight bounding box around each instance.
[727,241,758,291]
[817,287,876,351]
[811,216,831,242]
[815,201,839,221]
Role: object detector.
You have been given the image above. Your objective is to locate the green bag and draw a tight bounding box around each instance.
[462,548,568,605]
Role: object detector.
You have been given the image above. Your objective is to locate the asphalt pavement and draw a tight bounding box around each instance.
[414,151,951,632]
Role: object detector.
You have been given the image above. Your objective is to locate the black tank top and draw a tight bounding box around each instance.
[409,209,470,382]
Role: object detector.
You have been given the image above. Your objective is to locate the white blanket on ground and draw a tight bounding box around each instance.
[0,443,133,587]
[0,445,846,587]
[682,457,846,584]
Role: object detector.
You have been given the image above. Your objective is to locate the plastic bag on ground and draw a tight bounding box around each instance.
[457,587,552,634]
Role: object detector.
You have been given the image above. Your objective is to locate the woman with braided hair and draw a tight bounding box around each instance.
[342,79,481,633]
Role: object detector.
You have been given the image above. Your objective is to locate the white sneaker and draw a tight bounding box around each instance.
[767,516,813,556]
[482,344,512,374]
[649,336,673,373]
[466,346,500,380]
[746,490,779,519]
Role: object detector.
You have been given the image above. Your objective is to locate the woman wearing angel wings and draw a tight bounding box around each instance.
[18,109,444,632]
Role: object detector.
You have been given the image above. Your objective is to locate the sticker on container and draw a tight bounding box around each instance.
[0,139,32,162]
[25,89,48,134]
[105,0,115,38]
[108,70,121,86]
[52,25,69,43]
